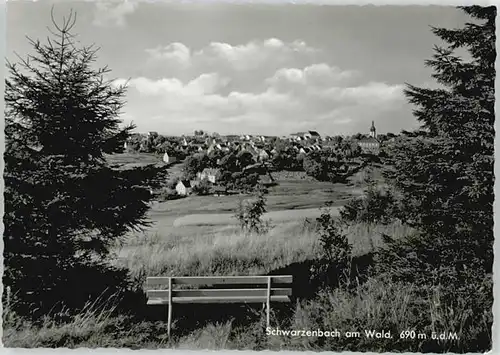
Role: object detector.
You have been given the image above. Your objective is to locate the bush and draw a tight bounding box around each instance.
[340,186,399,225]
[310,207,352,288]
[192,179,212,196]
[158,188,184,201]
[234,188,270,235]
[166,176,180,190]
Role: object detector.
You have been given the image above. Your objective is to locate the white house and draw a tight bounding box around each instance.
[198,168,220,184]
[163,152,176,164]
[258,149,270,162]
[176,180,192,196]
[163,152,170,164]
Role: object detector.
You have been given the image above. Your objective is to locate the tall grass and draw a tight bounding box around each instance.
[113,219,412,285]
[115,221,320,282]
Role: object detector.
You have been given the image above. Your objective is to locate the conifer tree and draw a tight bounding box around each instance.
[4,10,167,315]
[378,9,495,349]
[381,4,495,301]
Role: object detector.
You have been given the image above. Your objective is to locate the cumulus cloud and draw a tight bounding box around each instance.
[93,1,137,28]
[145,38,317,73]
[196,38,317,71]
[145,43,191,68]
[268,63,359,90]
[128,73,230,97]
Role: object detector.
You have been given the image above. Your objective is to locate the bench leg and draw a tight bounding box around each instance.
[266,276,271,329]
[168,277,173,337]
[167,304,172,338]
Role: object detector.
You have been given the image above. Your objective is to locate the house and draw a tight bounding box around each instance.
[357,121,380,155]
[308,130,321,139]
[162,152,177,164]
[176,180,193,196]
[290,132,307,141]
[258,149,270,162]
[358,137,380,155]
[198,168,220,184]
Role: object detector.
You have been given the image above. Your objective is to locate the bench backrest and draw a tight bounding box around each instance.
[146,275,293,304]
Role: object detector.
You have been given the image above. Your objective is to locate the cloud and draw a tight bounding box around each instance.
[145,38,318,73]
[196,38,317,72]
[145,43,191,68]
[268,63,359,90]
[127,73,230,97]
[93,1,137,28]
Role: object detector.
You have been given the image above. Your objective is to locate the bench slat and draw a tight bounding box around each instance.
[146,275,293,286]
[147,295,291,305]
[147,288,292,298]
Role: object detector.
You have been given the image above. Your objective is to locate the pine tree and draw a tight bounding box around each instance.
[4,10,167,316]
[377,8,495,349]
[379,5,495,334]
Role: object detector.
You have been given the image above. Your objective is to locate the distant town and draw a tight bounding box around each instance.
[125,121,400,162]
[120,121,407,198]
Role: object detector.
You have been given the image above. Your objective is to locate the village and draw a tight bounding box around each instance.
[122,121,395,198]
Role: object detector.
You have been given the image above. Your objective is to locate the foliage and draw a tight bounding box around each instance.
[340,185,399,225]
[192,179,212,196]
[378,6,495,343]
[217,151,260,192]
[302,149,356,182]
[166,176,180,190]
[310,207,352,287]
[158,188,184,201]
[234,187,271,234]
[3,11,166,317]
[270,143,302,171]
[183,153,210,180]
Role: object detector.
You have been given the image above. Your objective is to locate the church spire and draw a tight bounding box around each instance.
[369,121,376,138]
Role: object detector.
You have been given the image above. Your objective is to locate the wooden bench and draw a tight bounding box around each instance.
[146,275,293,336]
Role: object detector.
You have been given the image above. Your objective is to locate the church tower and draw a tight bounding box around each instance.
[369,120,376,138]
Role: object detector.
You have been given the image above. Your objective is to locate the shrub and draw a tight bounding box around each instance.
[340,185,399,225]
[192,179,212,196]
[310,207,352,288]
[234,188,270,235]
[166,176,180,190]
[158,188,184,201]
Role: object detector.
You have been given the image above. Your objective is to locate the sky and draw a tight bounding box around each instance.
[6,1,471,136]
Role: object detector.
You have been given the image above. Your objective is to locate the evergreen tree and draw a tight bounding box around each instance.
[4,10,167,316]
[380,4,495,310]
